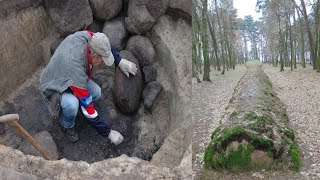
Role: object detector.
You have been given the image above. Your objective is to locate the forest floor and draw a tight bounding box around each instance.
[193,63,320,180]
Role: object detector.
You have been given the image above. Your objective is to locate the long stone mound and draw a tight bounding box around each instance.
[204,61,301,172]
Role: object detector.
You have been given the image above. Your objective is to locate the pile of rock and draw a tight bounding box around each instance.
[46,0,192,116]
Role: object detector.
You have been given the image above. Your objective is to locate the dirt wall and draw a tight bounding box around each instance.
[0,1,53,98]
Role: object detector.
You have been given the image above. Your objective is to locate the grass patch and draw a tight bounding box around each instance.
[211,127,245,150]
[230,111,240,118]
[211,127,222,138]
[249,134,273,148]
[204,146,215,169]
[267,150,273,158]
[243,112,273,123]
[289,145,301,171]
[279,127,295,140]
[204,143,255,171]
[225,144,254,171]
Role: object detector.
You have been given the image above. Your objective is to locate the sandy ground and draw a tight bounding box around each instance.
[193,64,320,180]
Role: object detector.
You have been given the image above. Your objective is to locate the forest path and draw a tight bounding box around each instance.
[193,64,320,180]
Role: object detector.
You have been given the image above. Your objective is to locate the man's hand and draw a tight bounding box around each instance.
[118,58,138,77]
[108,130,124,145]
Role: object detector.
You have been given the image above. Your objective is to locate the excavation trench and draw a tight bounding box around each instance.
[0,67,165,162]
[204,61,301,172]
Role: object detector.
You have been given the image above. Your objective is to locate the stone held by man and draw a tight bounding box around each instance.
[114,50,143,115]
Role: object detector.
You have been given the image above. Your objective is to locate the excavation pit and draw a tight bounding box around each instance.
[0,1,192,178]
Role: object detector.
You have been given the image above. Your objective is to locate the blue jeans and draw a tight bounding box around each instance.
[59,80,101,129]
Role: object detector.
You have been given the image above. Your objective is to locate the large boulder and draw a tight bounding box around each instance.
[126,35,155,67]
[113,50,143,114]
[103,17,128,50]
[167,0,192,20]
[44,0,93,37]
[89,0,122,21]
[125,0,169,34]
[151,127,189,166]
[149,15,192,132]
[143,81,163,112]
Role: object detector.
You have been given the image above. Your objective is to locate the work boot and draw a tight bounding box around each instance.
[63,127,79,143]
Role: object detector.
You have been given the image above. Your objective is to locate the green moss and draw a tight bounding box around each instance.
[266,132,274,138]
[204,146,215,169]
[205,143,256,171]
[267,150,273,158]
[212,153,226,169]
[243,112,257,121]
[289,145,301,171]
[211,127,222,138]
[248,123,258,131]
[280,127,295,140]
[249,134,273,148]
[225,144,254,171]
[243,113,273,124]
[230,111,240,118]
[211,127,245,150]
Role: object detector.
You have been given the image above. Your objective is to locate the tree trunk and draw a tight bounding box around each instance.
[207,12,221,71]
[202,0,210,81]
[300,0,317,69]
[297,9,306,68]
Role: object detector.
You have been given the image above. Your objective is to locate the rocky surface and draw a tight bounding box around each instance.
[0,145,191,179]
[142,66,158,83]
[126,35,156,67]
[114,50,143,115]
[151,127,189,166]
[19,130,59,160]
[125,0,168,34]
[149,15,192,132]
[167,0,192,20]
[103,17,128,50]
[143,81,163,112]
[0,0,43,18]
[87,20,102,33]
[0,165,36,180]
[44,0,92,37]
[89,0,122,21]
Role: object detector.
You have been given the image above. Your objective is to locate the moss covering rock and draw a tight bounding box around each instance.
[204,61,300,172]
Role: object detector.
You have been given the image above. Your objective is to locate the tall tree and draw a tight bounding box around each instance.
[201,0,210,81]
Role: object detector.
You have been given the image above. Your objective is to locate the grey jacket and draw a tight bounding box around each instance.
[40,31,91,97]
